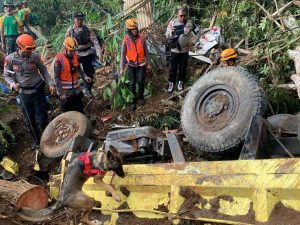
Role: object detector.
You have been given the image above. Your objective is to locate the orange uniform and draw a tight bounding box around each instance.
[123,34,146,67]
[55,52,80,90]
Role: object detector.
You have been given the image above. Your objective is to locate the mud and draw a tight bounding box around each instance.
[116,212,226,225]
[179,187,255,224]
[116,212,173,225]
[120,186,130,197]
[198,93,233,132]
[197,175,225,185]
[116,202,129,210]
[43,119,79,146]
[155,204,169,213]
[262,201,300,225]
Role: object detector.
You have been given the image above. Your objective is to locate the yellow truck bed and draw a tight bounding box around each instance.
[50,158,300,225]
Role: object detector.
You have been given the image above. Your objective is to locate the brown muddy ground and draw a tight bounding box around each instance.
[0,67,187,224]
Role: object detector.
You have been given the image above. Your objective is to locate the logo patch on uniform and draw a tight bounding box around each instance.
[12,64,21,72]
[28,63,37,69]
[4,58,9,67]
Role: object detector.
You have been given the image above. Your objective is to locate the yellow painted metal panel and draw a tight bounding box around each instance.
[50,158,300,224]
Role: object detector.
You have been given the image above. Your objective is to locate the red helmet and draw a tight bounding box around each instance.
[16,34,36,51]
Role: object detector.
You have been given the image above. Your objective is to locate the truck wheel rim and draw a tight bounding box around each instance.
[195,84,238,131]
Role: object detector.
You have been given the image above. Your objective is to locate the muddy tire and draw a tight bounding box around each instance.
[40,111,92,158]
[181,66,267,153]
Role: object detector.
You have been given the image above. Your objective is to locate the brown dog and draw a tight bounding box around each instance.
[15,146,125,225]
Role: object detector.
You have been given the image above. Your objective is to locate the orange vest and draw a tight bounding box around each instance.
[124,34,146,67]
[55,52,80,89]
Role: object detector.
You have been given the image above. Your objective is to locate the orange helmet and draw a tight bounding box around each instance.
[125,18,138,29]
[220,48,238,61]
[64,36,78,51]
[16,34,36,51]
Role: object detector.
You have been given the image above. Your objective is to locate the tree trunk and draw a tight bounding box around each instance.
[0,180,48,208]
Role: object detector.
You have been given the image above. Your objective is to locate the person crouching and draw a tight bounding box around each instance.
[54,36,91,113]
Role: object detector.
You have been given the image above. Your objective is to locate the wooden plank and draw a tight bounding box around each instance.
[167,133,185,163]
[123,0,153,29]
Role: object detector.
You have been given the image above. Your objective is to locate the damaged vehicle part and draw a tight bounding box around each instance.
[40,111,92,158]
[181,67,267,153]
[104,126,166,162]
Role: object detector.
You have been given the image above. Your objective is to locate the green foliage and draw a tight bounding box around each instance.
[28,0,300,114]
[154,0,175,23]
[0,122,15,156]
[185,0,300,114]
[103,74,134,108]
[267,87,300,114]
[103,73,156,109]
[140,111,180,129]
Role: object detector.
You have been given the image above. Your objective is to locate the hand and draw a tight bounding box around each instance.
[147,64,152,71]
[60,94,67,102]
[13,83,20,92]
[1,43,5,50]
[84,77,92,83]
[49,85,56,95]
[171,28,176,35]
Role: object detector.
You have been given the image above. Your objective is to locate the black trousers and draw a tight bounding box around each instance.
[60,92,84,114]
[78,54,95,90]
[168,52,189,83]
[128,66,146,103]
[19,88,48,143]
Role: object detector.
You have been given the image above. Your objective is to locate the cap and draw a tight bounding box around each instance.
[73,12,84,19]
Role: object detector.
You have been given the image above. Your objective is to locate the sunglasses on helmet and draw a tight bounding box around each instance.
[25,46,36,51]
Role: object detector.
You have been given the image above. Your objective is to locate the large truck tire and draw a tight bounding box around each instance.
[40,111,92,158]
[181,67,267,153]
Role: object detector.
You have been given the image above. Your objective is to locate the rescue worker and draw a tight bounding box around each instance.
[65,12,103,96]
[21,0,31,26]
[166,6,199,93]
[1,0,23,54]
[3,34,56,149]
[20,0,36,38]
[120,18,151,111]
[54,36,92,113]
[16,2,23,20]
[220,48,238,67]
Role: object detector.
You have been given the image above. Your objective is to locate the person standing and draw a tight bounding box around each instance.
[120,18,151,111]
[3,34,56,149]
[166,6,199,93]
[65,12,103,96]
[54,37,92,113]
[15,2,23,20]
[1,0,23,54]
[21,0,31,26]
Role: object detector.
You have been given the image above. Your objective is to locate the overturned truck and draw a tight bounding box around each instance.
[37,67,300,224]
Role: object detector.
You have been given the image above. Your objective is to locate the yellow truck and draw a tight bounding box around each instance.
[45,67,300,225]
